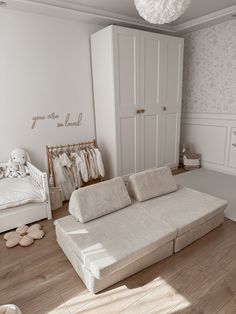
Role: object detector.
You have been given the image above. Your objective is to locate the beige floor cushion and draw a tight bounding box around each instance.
[139,185,227,236]
[174,213,224,252]
[69,177,131,223]
[56,223,174,293]
[55,202,177,279]
[127,167,177,202]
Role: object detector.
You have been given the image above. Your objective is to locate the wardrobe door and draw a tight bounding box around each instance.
[161,36,184,168]
[113,27,141,179]
[139,32,165,171]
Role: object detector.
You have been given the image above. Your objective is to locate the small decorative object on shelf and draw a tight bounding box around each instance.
[182,144,201,170]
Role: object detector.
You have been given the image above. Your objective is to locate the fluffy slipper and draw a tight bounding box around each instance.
[28,229,45,240]
[6,234,22,248]
[27,224,41,233]
[4,231,19,241]
[16,225,29,236]
[19,235,34,247]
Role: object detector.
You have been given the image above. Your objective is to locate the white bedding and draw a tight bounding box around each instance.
[0,176,46,210]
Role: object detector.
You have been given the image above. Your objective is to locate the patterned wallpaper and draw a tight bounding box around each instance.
[182,20,236,114]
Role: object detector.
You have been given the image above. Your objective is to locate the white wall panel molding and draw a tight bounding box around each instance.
[182,113,236,121]
[181,113,236,175]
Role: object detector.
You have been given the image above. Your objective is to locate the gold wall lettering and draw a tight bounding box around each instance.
[31,112,83,129]
[57,113,82,128]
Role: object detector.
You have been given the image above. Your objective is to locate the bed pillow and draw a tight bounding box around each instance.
[127,167,177,202]
[69,177,131,223]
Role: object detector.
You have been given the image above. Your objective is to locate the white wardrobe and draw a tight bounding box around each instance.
[91,25,184,179]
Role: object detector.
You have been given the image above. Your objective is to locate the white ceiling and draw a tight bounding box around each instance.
[66,0,140,19]
[60,0,236,25]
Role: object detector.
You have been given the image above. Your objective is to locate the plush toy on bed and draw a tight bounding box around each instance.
[5,148,30,179]
[4,160,20,178]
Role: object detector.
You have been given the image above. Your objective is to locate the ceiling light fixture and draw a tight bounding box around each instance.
[134,0,191,24]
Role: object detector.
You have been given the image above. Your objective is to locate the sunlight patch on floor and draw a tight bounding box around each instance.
[121,278,192,314]
[59,278,192,314]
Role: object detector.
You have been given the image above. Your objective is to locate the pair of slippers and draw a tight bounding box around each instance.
[4,224,45,248]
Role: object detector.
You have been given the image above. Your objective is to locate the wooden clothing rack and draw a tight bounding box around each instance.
[46,139,102,188]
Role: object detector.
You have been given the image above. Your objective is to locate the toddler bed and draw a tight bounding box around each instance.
[0,162,52,233]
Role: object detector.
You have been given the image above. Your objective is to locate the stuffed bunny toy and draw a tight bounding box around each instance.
[4,161,20,178]
[5,148,30,178]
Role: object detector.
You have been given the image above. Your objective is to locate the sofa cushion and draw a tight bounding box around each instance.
[127,167,177,202]
[69,177,131,223]
[55,202,177,279]
[56,224,174,293]
[139,185,227,236]
[174,213,224,253]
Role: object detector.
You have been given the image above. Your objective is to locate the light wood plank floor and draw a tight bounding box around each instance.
[1,204,236,314]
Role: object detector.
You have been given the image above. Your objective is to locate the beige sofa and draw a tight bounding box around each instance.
[55,168,227,293]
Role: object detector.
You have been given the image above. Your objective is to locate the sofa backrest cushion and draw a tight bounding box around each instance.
[69,177,131,223]
[127,167,177,202]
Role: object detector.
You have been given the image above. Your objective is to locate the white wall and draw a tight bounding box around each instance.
[0,8,102,170]
[181,20,236,175]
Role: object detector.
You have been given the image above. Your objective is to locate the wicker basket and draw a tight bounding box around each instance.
[183,156,200,170]
[49,187,63,210]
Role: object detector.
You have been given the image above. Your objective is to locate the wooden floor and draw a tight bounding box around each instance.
[1,204,236,314]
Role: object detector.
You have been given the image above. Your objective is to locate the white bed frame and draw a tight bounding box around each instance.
[0,162,52,233]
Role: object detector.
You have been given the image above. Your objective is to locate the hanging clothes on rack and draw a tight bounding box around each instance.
[59,152,76,191]
[46,140,105,201]
[87,148,97,179]
[52,155,74,201]
[94,148,105,177]
[79,150,89,183]
[90,148,99,178]
[70,152,82,189]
